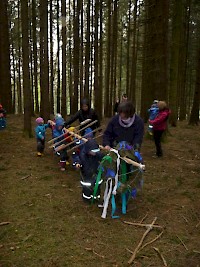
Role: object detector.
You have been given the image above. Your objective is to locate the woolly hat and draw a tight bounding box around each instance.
[54,113,62,120]
[84,127,93,138]
[55,118,65,127]
[84,139,100,154]
[81,98,89,107]
[36,117,44,124]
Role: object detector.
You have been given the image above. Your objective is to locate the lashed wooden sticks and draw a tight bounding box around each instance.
[53,129,145,170]
[52,124,101,151]
[48,118,92,144]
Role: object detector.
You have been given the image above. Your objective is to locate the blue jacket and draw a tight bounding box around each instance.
[148,106,159,120]
[35,124,50,140]
[103,114,144,149]
[72,140,103,180]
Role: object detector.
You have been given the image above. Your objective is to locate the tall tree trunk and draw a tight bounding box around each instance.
[80,1,84,101]
[50,0,54,115]
[0,0,12,112]
[73,0,80,113]
[21,0,32,136]
[141,0,169,121]
[32,0,39,114]
[94,0,100,117]
[189,24,200,125]
[179,0,191,121]
[104,0,112,117]
[84,0,91,99]
[40,0,50,121]
[113,0,118,113]
[129,0,138,106]
[68,0,73,114]
[61,0,67,117]
[56,0,61,113]
[169,0,184,126]
[126,0,131,95]
[99,0,103,119]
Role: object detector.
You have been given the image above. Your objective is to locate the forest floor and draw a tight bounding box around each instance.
[0,115,200,267]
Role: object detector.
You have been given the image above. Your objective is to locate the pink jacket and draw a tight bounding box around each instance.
[149,109,170,131]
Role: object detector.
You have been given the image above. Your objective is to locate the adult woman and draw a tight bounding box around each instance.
[149,101,170,157]
[103,101,144,150]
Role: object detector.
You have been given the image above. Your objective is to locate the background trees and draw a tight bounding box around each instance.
[1,0,200,128]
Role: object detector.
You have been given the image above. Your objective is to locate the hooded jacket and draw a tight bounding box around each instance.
[64,99,100,130]
[149,108,170,131]
[103,114,144,148]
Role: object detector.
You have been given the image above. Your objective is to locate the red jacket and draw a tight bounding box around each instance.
[149,108,170,131]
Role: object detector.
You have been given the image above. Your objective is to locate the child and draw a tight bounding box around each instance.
[0,104,7,130]
[72,138,104,202]
[147,100,159,135]
[149,101,171,157]
[35,117,51,156]
[52,117,69,171]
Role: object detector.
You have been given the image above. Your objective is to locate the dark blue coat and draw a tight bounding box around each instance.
[103,114,144,149]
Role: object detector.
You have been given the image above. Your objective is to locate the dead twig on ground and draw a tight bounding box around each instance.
[124,220,163,229]
[128,217,157,265]
[153,247,168,266]
[0,222,11,226]
[176,235,188,250]
[20,174,31,180]
[139,213,148,223]
[85,247,105,258]
[140,231,164,251]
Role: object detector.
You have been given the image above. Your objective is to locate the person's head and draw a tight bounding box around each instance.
[36,117,44,125]
[118,101,135,120]
[81,98,89,112]
[84,127,94,139]
[122,94,128,102]
[0,104,2,109]
[55,118,65,130]
[54,113,62,120]
[84,139,100,156]
[158,101,167,110]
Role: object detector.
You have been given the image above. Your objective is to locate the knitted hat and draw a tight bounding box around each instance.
[84,139,100,154]
[55,118,65,127]
[36,117,44,124]
[84,127,93,138]
[54,113,62,120]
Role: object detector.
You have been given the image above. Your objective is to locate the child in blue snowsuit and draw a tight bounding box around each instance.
[52,117,69,171]
[72,129,104,202]
[0,104,7,130]
[35,117,51,156]
[148,100,159,135]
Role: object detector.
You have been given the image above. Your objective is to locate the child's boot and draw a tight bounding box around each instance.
[60,160,66,171]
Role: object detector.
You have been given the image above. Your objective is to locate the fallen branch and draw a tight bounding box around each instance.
[85,247,105,258]
[139,213,148,223]
[124,220,163,229]
[20,174,31,180]
[0,222,11,226]
[153,247,168,266]
[193,250,200,254]
[128,217,157,265]
[176,235,188,250]
[140,231,164,251]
